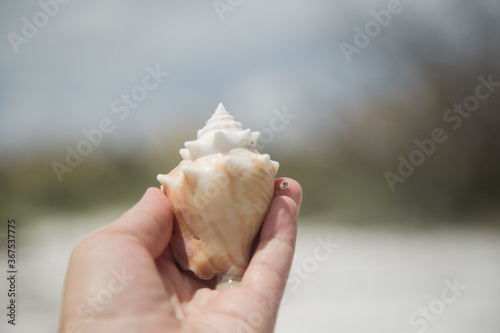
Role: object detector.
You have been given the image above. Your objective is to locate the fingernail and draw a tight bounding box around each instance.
[279,181,289,190]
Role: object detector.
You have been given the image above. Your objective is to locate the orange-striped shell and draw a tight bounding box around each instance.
[160,149,277,280]
[157,104,279,280]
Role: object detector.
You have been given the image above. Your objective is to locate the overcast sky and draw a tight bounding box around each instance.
[1,0,497,162]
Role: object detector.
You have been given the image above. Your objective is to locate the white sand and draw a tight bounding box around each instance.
[1,211,499,333]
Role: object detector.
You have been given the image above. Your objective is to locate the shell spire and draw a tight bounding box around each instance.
[179,103,260,161]
[197,103,243,139]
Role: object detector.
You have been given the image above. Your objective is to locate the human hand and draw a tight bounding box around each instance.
[60,178,302,333]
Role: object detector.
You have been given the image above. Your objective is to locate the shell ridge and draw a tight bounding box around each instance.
[157,103,279,281]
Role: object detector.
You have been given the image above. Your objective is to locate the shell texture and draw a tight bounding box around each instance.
[157,103,279,281]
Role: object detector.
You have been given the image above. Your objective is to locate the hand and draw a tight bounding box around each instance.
[60,178,302,333]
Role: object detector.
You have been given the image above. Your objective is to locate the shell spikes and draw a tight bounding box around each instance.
[157,103,279,283]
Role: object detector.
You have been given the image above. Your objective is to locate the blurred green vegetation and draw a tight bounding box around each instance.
[2,74,499,226]
[1,96,499,226]
[2,1,499,226]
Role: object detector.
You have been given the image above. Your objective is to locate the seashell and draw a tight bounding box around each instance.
[157,103,279,282]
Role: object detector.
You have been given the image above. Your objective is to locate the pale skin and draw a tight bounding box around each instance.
[60,178,302,333]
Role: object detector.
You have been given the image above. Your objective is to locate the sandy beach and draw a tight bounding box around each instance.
[2,210,499,333]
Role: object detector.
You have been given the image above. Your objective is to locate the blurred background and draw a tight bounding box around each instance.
[0,0,499,332]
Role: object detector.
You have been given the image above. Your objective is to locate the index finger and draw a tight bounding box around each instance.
[242,177,302,299]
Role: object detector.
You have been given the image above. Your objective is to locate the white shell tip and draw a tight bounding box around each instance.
[271,161,279,173]
[157,174,174,189]
[251,131,260,144]
[195,103,242,141]
[180,148,191,160]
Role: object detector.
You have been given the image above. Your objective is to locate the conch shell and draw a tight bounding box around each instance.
[157,103,279,282]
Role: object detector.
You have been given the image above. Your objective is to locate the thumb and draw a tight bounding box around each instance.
[107,187,174,258]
